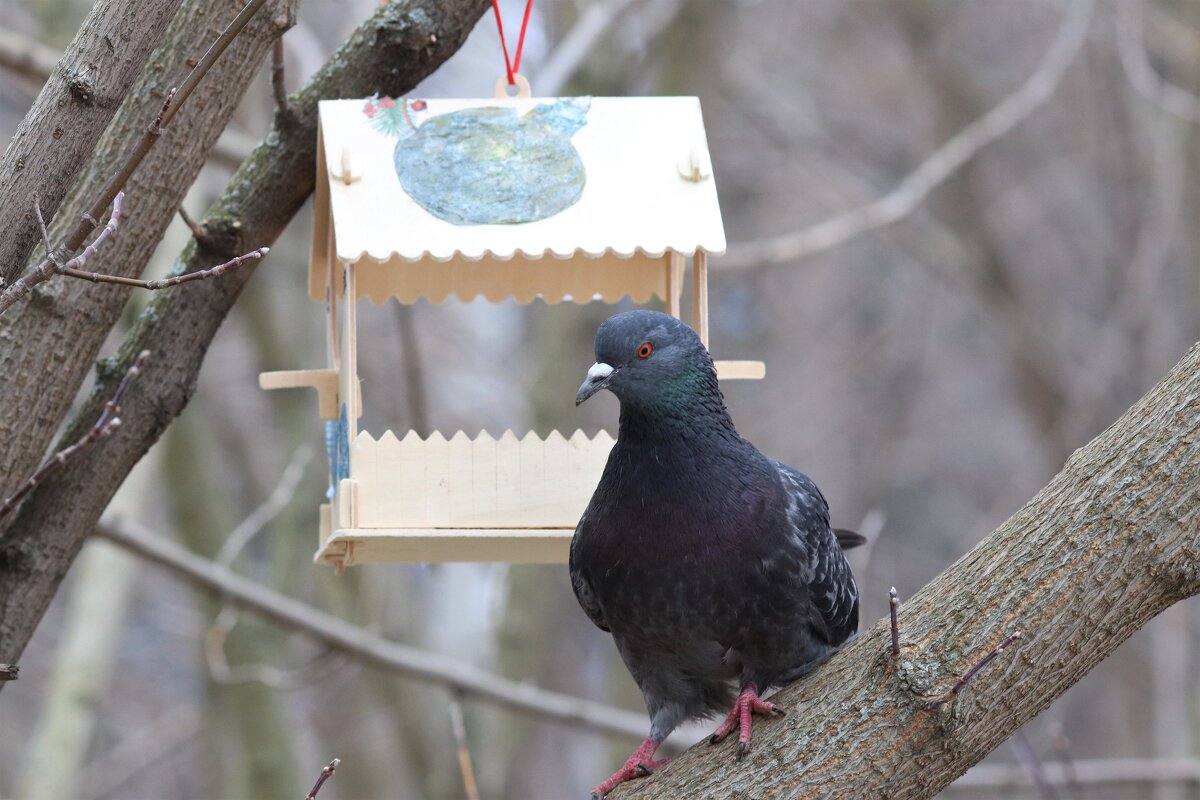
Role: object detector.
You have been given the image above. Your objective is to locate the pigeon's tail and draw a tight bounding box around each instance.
[833,528,867,550]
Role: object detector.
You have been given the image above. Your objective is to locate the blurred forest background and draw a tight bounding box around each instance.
[1,0,1199,798]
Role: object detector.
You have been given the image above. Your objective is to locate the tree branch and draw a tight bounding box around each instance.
[1117,3,1200,125]
[718,0,1094,271]
[618,338,1200,798]
[0,26,60,84]
[94,516,650,740]
[304,758,340,800]
[0,351,149,520]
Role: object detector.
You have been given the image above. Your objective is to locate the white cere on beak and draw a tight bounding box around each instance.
[587,363,614,382]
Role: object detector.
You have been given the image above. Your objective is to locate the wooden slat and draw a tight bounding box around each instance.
[317,528,573,566]
[692,249,709,346]
[258,369,339,419]
[666,251,684,318]
[714,360,766,380]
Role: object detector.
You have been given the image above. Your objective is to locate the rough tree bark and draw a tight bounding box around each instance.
[0,0,296,508]
[617,340,1200,798]
[0,0,183,288]
[0,0,489,665]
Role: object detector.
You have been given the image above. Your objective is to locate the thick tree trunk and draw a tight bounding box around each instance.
[0,0,488,666]
[619,339,1200,799]
[0,0,296,508]
[0,0,183,288]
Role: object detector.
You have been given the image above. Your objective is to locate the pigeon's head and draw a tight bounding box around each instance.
[576,310,716,408]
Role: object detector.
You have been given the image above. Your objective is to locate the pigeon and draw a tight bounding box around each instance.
[571,310,861,798]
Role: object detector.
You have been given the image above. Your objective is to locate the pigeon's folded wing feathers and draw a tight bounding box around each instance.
[570,518,610,632]
[774,461,860,647]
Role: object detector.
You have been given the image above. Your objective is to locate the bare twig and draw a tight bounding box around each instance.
[948,756,1200,792]
[0,664,18,681]
[59,246,269,290]
[889,587,900,657]
[79,704,201,798]
[1048,723,1084,800]
[216,445,313,567]
[0,193,123,314]
[304,758,339,800]
[925,632,1023,708]
[449,694,481,800]
[205,447,340,689]
[33,195,56,265]
[1117,3,1200,124]
[538,0,639,94]
[1,191,266,312]
[0,351,150,520]
[95,516,652,740]
[177,205,206,240]
[271,37,289,116]
[718,0,1094,271]
[0,26,60,84]
[1010,730,1061,800]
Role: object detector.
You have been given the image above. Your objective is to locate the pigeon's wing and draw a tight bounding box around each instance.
[773,462,860,647]
[569,516,610,633]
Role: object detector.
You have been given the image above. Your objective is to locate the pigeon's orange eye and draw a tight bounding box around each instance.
[636,342,653,359]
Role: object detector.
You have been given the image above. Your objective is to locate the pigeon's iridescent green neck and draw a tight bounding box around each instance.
[618,364,734,441]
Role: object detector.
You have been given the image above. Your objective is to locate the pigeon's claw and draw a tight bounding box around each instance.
[709,683,782,759]
[590,736,665,798]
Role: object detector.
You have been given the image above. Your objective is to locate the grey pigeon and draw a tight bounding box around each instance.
[571,310,861,798]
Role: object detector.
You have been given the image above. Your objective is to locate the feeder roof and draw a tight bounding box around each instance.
[315,96,726,265]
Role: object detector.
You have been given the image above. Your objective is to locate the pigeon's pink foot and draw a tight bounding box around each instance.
[708,683,786,760]
[590,735,668,798]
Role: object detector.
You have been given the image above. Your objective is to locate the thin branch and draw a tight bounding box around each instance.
[1010,730,1061,800]
[33,195,57,265]
[79,704,202,798]
[718,0,1094,271]
[0,351,150,520]
[1048,724,1084,800]
[0,190,266,311]
[205,446,340,690]
[537,0,640,94]
[271,37,289,116]
[1117,3,1200,124]
[216,445,314,567]
[0,193,123,314]
[304,758,339,800]
[177,205,206,240]
[449,694,481,800]
[95,517,652,741]
[949,756,1200,791]
[0,25,60,84]
[59,246,269,291]
[924,632,1023,708]
[889,587,900,657]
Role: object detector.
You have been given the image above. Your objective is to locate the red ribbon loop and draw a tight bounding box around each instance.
[490,0,534,85]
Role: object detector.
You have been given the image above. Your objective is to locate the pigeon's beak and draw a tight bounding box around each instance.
[576,362,615,406]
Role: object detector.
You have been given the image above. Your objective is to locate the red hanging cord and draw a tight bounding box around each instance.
[490,0,534,85]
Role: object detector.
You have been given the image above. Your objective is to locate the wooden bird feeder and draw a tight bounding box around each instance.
[260,87,762,571]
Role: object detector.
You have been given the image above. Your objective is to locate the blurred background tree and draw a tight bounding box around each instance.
[0,0,1198,797]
